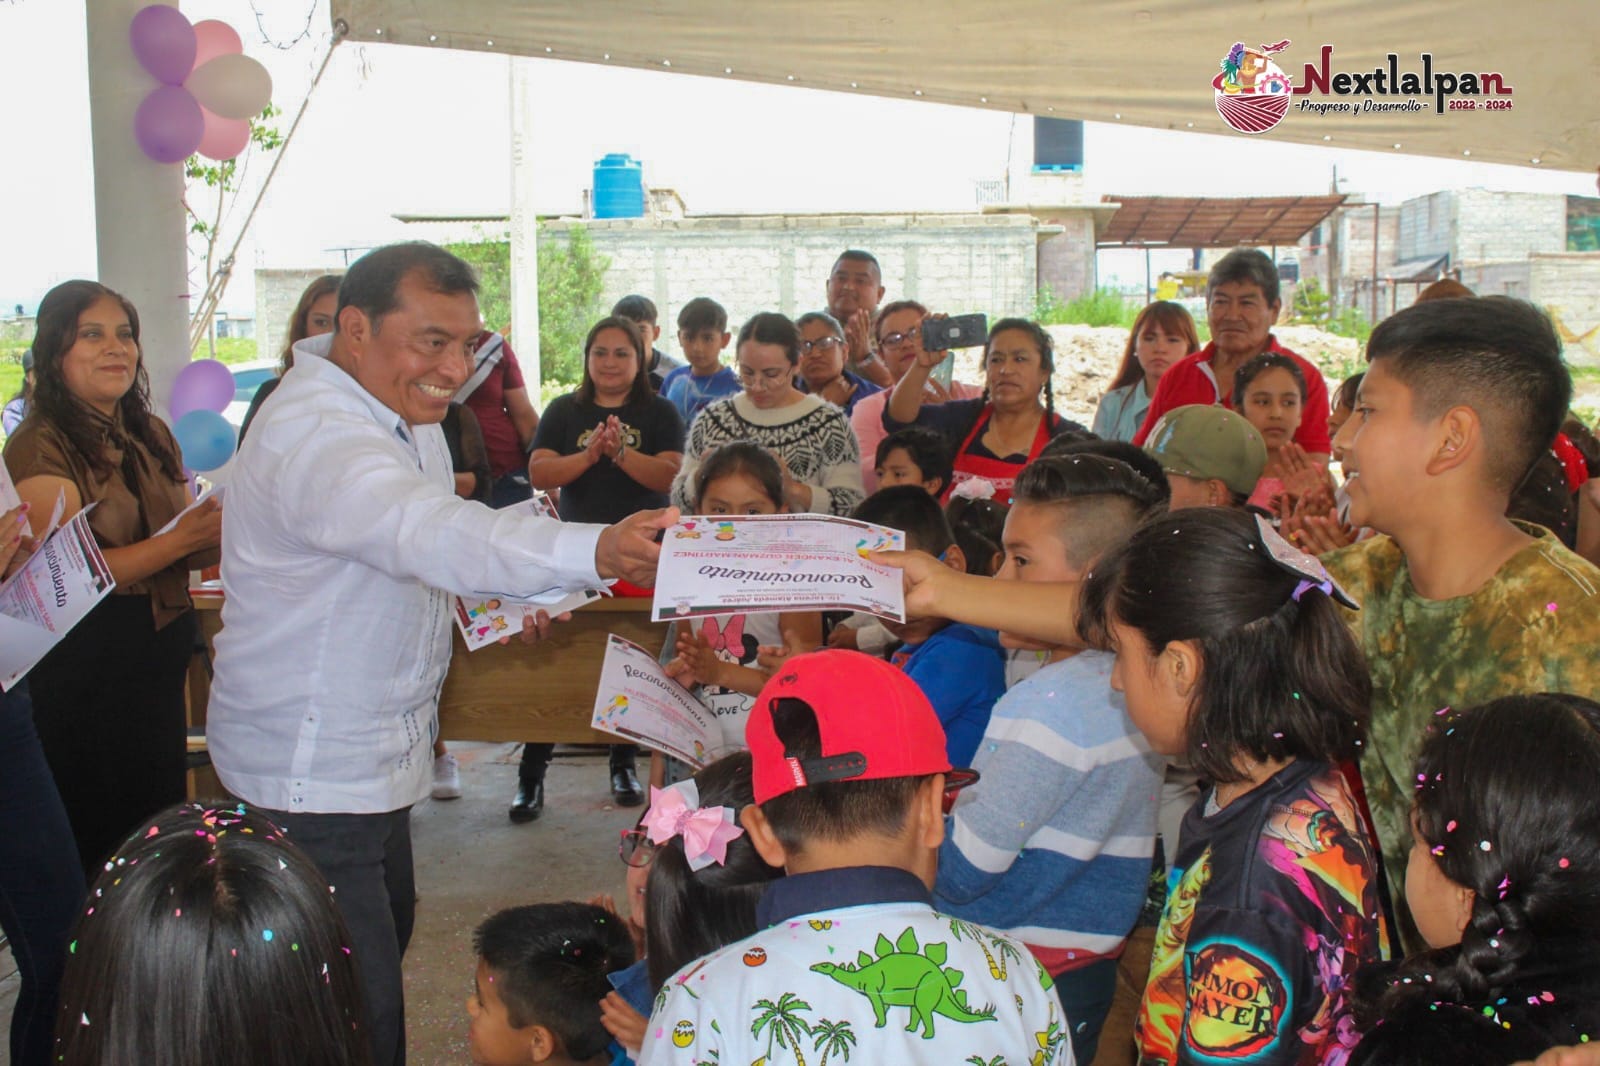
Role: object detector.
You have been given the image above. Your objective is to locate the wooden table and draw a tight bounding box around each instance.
[190,594,667,745]
[437,598,664,743]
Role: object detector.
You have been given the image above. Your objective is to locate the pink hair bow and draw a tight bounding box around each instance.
[641,780,745,872]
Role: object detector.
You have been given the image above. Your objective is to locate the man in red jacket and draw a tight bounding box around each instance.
[1134,248,1330,461]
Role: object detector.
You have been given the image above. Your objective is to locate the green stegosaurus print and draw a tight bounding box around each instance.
[809,926,996,1038]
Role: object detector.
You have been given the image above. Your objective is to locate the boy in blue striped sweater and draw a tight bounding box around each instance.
[934,454,1168,1064]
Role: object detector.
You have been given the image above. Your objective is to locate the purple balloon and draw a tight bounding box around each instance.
[130,4,197,86]
[169,359,235,419]
[135,85,203,164]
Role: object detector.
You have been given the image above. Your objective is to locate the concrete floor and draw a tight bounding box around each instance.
[0,742,640,1066]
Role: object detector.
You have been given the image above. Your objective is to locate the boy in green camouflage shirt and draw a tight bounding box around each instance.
[1320,296,1599,944]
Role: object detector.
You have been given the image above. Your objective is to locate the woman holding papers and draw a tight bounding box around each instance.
[0,507,84,1066]
[517,315,687,816]
[671,312,865,517]
[2,281,221,876]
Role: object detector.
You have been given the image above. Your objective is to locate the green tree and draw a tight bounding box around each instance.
[444,224,610,387]
[811,1017,857,1064]
[1290,277,1332,326]
[751,992,814,1065]
[184,105,284,357]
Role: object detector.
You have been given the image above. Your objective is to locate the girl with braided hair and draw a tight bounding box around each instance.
[1351,693,1600,1065]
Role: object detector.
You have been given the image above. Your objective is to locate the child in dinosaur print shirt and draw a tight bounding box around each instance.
[641,884,1068,1066]
[638,650,1071,1066]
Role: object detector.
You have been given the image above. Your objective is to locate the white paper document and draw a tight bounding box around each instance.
[0,507,116,689]
[451,587,604,651]
[651,514,905,623]
[155,484,225,537]
[590,633,739,769]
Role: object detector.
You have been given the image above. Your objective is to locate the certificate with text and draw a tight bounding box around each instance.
[590,633,720,769]
[651,514,905,622]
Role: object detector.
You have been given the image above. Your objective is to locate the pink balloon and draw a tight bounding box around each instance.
[192,19,243,70]
[197,106,250,161]
[129,4,196,86]
[134,85,203,164]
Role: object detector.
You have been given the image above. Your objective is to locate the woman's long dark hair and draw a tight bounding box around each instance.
[54,803,370,1066]
[1106,301,1199,394]
[1077,507,1369,784]
[645,752,784,991]
[1372,695,1600,1021]
[29,281,184,482]
[279,274,342,373]
[576,315,652,407]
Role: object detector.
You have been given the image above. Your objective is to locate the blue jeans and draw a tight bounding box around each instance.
[1054,956,1120,1064]
[0,681,86,1066]
[490,472,533,511]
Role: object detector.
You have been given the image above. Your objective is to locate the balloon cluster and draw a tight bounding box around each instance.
[130,5,273,164]
[169,360,236,472]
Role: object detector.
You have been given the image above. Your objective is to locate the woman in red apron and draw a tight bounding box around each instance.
[882,317,1084,505]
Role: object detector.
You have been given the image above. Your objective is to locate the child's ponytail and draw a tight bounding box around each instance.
[1077,508,1369,784]
[1371,694,1600,1022]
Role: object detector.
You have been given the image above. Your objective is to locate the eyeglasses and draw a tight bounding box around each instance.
[878,330,919,349]
[799,336,844,355]
[618,828,658,868]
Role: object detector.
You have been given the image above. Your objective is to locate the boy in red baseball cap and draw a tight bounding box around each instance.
[637,650,1072,1066]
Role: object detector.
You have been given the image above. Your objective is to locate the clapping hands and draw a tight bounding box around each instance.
[585,416,626,465]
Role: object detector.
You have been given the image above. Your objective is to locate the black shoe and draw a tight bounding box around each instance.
[509,781,544,823]
[611,767,643,807]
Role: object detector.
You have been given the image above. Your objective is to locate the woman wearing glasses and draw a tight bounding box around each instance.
[849,300,984,492]
[885,316,1085,506]
[793,311,882,415]
[670,312,864,516]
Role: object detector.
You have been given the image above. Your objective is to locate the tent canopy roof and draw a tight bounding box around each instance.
[330,1,1596,173]
[1097,194,1346,248]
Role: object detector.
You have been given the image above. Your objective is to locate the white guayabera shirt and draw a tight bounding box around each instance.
[208,333,604,815]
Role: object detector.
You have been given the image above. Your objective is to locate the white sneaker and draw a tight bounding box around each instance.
[431,752,463,800]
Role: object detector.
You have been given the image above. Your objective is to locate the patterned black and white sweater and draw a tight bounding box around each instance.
[671,392,865,516]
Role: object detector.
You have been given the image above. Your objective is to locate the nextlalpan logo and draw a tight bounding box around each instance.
[1213,41,1514,135]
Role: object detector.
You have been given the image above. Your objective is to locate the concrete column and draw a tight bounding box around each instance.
[508,56,541,391]
[85,0,190,413]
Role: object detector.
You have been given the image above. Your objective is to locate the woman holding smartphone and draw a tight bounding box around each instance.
[883,317,1083,505]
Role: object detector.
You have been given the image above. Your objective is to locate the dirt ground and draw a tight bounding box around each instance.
[948,323,1363,426]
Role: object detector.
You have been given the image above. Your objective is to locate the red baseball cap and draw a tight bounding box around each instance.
[746,650,963,805]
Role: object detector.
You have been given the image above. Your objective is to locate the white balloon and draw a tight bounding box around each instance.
[185,53,272,121]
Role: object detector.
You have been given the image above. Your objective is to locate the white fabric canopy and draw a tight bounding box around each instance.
[330,0,1595,173]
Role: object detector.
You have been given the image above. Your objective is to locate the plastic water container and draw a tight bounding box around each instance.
[592,153,645,219]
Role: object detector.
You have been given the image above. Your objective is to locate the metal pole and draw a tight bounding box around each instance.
[508,56,542,393]
[86,0,188,413]
[1371,204,1381,323]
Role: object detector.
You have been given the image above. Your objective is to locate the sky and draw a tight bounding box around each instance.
[2,0,1594,316]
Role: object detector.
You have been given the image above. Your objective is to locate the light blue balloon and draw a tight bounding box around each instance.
[172,409,235,472]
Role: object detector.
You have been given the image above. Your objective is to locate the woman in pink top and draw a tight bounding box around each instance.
[850,300,982,492]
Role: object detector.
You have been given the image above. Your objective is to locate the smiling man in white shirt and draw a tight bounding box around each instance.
[207,242,675,1066]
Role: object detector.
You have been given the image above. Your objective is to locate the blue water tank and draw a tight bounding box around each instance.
[592,153,645,219]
